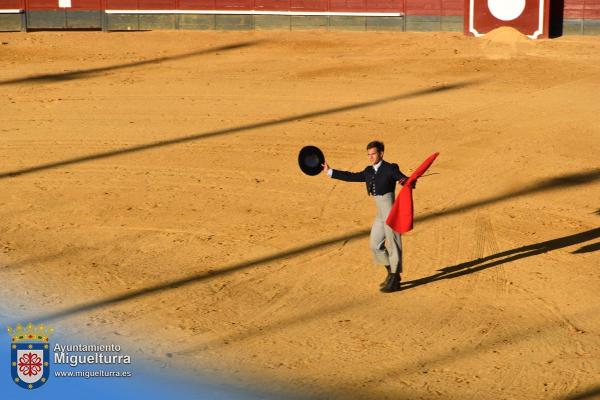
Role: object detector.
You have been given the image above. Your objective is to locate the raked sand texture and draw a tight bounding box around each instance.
[0,29,599,399]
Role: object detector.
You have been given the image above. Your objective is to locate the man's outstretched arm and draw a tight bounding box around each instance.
[322,161,366,182]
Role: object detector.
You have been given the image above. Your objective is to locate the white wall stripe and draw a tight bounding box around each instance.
[528,0,544,39]
[468,0,482,36]
[105,9,402,17]
[0,9,23,13]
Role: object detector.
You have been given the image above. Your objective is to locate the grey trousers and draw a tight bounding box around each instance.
[370,192,403,273]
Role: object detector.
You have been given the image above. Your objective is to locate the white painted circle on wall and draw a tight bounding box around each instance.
[487,0,526,21]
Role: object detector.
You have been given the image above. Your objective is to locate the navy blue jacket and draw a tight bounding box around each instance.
[331,160,408,196]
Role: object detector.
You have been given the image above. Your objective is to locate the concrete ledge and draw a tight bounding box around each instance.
[440,22,462,32]
[366,16,403,31]
[291,15,328,30]
[583,19,600,35]
[215,14,253,30]
[27,10,66,29]
[562,19,583,35]
[405,15,441,32]
[440,15,462,32]
[254,14,290,30]
[66,10,102,29]
[139,14,176,30]
[177,14,215,30]
[43,12,454,32]
[105,14,139,30]
[0,13,23,31]
[329,16,366,31]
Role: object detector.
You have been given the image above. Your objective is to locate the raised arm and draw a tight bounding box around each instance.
[332,169,366,182]
[322,161,366,182]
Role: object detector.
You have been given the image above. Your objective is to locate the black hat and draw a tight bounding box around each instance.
[298,146,325,176]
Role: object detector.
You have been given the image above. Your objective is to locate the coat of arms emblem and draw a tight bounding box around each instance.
[7,323,53,390]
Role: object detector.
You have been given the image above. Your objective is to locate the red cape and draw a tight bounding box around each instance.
[386,152,439,234]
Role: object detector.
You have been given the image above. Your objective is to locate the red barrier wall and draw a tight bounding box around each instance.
[72,0,102,9]
[24,0,101,10]
[99,0,402,11]
[406,0,462,16]
[8,0,600,21]
[253,0,289,10]
[366,0,403,12]
[584,0,600,18]
[1,0,25,8]
[137,0,176,9]
[105,0,136,8]
[564,0,600,18]
[16,0,402,11]
[24,0,57,10]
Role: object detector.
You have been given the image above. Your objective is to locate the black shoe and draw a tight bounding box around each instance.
[380,272,401,293]
[379,265,391,287]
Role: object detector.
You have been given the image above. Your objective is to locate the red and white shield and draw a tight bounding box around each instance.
[11,342,50,390]
[16,349,45,384]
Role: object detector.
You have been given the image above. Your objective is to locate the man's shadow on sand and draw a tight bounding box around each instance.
[401,227,600,290]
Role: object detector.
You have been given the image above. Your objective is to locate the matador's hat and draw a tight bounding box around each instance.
[298,146,325,176]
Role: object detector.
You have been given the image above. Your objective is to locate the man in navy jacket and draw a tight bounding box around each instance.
[322,141,409,293]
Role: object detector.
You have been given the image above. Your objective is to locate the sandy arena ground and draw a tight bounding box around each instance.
[0,29,599,399]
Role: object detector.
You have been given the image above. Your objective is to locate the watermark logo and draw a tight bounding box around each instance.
[8,323,53,390]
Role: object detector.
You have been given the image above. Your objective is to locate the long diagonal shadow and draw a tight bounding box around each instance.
[401,227,600,291]
[176,300,595,399]
[0,81,477,179]
[561,385,600,400]
[0,41,260,86]
[572,242,600,254]
[16,169,600,325]
[341,310,597,400]
[174,309,560,400]
[176,299,373,355]
[416,170,600,224]
[24,229,369,325]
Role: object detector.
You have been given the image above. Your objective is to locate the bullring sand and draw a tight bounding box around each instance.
[0,29,599,399]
